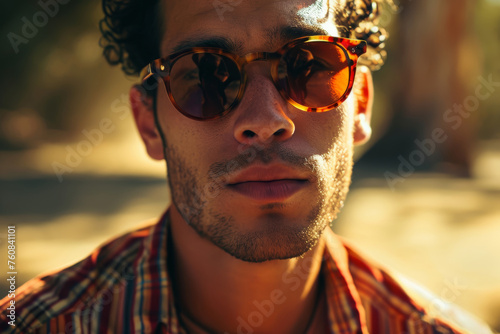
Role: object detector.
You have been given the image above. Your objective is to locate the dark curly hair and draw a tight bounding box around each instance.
[99,0,163,76]
[99,0,394,76]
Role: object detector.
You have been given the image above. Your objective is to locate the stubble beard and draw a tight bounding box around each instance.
[165,142,353,263]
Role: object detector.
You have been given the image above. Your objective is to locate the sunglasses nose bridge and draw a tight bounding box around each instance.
[240,52,280,68]
[239,51,280,83]
[242,52,268,63]
[237,52,283,100]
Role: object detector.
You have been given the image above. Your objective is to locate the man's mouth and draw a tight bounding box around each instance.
[225,164,310,202]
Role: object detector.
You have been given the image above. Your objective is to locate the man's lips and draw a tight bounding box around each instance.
[225,165,310,202]
[227,180,308,202]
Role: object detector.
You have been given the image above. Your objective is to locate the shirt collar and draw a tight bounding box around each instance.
[322,228,369,333]
[134,211,367,334]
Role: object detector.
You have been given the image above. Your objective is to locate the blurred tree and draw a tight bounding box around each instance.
[0,1,129,151]
[359,0,482,177]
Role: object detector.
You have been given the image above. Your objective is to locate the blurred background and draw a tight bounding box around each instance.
[1,0,499,330]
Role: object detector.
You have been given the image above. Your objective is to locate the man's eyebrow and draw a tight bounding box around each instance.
[168,25,329,56]
[266,25,330,47]
[169,36,243,55]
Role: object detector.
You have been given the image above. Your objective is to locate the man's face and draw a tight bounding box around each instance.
[140,0,370,262]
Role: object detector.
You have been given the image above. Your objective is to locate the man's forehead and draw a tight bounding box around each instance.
[160,0,340,56]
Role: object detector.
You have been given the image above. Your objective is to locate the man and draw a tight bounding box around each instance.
[0,0,494,333]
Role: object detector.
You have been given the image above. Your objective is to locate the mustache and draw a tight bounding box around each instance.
[207,143,315,183]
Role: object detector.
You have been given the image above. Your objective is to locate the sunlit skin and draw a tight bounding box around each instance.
[130,0,373,332]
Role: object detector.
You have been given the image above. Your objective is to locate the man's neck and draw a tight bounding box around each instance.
[168,206,327,334]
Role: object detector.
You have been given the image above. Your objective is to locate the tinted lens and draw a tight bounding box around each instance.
[170,53,241,119]
[279,42,350,109]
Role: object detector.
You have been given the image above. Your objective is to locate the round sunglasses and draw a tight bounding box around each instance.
[140,36,367,120]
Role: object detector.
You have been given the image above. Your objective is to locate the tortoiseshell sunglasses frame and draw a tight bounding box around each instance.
[140,35,367,120]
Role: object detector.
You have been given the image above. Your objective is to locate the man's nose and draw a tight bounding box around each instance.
[232,67,295,145]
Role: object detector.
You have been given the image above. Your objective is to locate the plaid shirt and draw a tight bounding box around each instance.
[0,211,492,334]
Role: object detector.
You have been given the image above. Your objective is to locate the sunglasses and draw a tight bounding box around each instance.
[140,36,367,120]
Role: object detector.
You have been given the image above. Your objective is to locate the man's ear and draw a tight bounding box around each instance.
[352,66,374,146]
[130,85,165,160]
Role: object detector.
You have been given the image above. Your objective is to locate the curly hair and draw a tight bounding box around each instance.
[99,0,395,76]
[336,0,395,70]
[99,0,163,76]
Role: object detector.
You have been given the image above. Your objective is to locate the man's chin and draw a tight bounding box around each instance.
[203,220,327,263]
[224,246,316,263]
